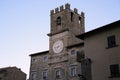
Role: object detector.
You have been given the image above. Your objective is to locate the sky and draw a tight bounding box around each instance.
[0,0,120,79]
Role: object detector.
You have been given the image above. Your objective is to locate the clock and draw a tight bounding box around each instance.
[53,40,64,53]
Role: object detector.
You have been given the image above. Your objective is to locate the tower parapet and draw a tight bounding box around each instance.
[60,5,64,11]
[65,3,70,9]
[81,12,85,18]
[74,8,78,14]
[51,3,80,15]
[49,3,85,47]
[50,10,54,15]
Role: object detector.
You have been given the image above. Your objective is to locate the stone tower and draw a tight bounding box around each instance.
[47,3,85,80]
[29,3,85,80]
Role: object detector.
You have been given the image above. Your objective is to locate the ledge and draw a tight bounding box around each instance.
[106,45,119,49]
[47,28,69,36]
[109,75,120,78]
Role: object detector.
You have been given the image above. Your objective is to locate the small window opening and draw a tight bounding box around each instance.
[71,65,77,77]
[71,50,77,55]
[56,17,61,25]
[71,12,74,21]
[43,56,48,62]
[110,64,120,77]
[43,70,48,79]
[79,17,81,24]
[107,35,116,48]
[55,68,61,78]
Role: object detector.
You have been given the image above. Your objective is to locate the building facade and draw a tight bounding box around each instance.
[77,20,120,80]
[29,3,85,80]
[0,66,26,80]
[29,3,120,80]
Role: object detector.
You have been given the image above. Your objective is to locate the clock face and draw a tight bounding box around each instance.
[53,40,64,53]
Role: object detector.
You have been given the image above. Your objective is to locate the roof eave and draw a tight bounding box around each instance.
[29,50,49,56]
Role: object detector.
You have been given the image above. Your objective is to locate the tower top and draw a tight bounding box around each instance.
[50,3,79,15]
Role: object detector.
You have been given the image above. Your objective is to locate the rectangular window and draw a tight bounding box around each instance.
[71,50,77,55]
[43,70,48,79]
[77,51,85,62]
[55,68,61,78]
[31,57,37,63]
[31,71,36,80]
[107,35,116,48]
[110,64,120,77]
[43,56,48,62]
[71,66,77,77]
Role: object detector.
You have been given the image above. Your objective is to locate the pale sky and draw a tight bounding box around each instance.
[0,0,120,79]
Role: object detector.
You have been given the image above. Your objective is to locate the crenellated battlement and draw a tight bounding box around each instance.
[50,3,79,15]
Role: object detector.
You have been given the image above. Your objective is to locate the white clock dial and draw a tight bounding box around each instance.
[53,40,63,53]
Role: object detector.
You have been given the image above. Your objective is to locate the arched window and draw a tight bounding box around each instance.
[56,16,61,25]
[78,16,81,24]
